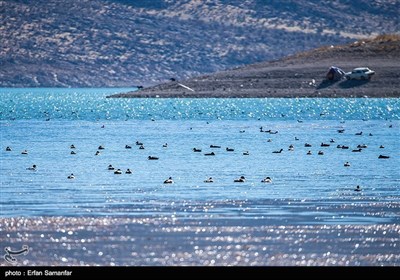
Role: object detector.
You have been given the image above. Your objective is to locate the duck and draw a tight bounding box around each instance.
[337,129,345,133]
[304,143,312,147]
[379,145,385,149]
[320,143,330,147]
[95,151,101,156]
[234,176,246,183]
[70,145,76,149]
[267,139,272,142]
[125,145,132,149]
[330,139,335,143]
[352,148,362,152]
[204,152,215,156]
[307,151,312,155]
[98,145,105,150]
[341,146,349,149]
[148,156,159,160]
[354,185,361,192]
[357,144,367,149]
[204,177,214,183]
[5,146,12,151]
[136,141,143,146]
[70,151,76,155]
[226,147,234,152]
[272,149,283,154]
[355,131,363,136]
[164,177,174,184]
[193,148,202,152]
[67,173,75,179]
[27,164,37,171]
[210,145,221,148]
[139,145,145,150]
[318,151,324,155]
[344,161,351,167]
[107,164,115,170]
[163,143,168,148]
[261,177,272,183]
[243,151,250,155]
[21,150,28,155]
[378,155,390,159]
[294,137,299,141]
[114,169,122,174]
[125,169,132,174]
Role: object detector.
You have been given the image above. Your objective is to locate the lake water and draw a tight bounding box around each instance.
[1,88,399,225]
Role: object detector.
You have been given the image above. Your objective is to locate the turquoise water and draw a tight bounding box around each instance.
[1,88,399,224]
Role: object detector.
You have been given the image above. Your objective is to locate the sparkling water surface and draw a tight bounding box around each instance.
[1,88,399,224]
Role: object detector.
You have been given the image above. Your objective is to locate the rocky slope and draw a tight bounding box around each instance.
[1,0,399,87]
[109,34,400,98]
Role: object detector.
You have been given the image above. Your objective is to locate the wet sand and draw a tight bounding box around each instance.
[1,217,399,266]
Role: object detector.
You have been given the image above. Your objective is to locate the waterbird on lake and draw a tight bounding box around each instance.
[136,141,143,146]
[357,144,367,149]
[67,174,75,179]
[295,137,299,141]
[125,169,132,174]
[210,145,221,148]
[70,145,76,149]
[163,143,168,148]
[355,131,363,136]
[70,151,76,155]
[21,150,28,155]
[114,169,122,174]
[148,156,159,160]
[318,151,324,155]
[305,143,312,147]
[164,177,174,184]
[243,151,249,155]
[352,148,362,152]
[204,177,214,183]
[354,185,361,192]
[95,151,101,156]
[234,176,246,183]
[5,146,11,151]
[125,145,132,149]
[139,145,145,150]
[341,146,349,149]
[193,148,202,152]
[204,152,215,156]
[307,151,312,155]
[27,164,37,171]
[337,129,345,133]
[261,177,272,183]
[379,145,385,149]
[108,164,115,170]
[378,155,390,159]
[344,162,351,167]
[98,145,105,150]
[226,147,234,152]
[272,149,283,154]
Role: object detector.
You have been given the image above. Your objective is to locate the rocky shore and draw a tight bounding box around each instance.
[109,35,400,98]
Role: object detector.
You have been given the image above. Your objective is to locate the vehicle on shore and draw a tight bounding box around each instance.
[345,67,375,80]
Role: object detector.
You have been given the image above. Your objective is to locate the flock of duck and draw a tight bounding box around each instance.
[4,124,392,192]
